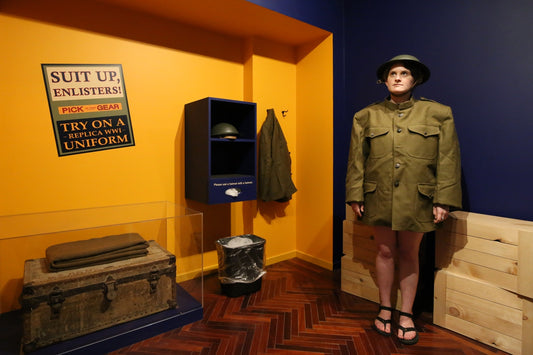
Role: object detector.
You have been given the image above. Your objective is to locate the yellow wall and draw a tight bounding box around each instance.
[0,3,333,313]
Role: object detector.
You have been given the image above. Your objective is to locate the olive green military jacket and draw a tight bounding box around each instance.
[345,97,462,232]
[258,109,297,202]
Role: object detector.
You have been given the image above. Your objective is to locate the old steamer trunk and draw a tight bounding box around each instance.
[21,240,177,352]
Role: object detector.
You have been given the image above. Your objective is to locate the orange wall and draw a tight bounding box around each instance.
[0,14,243,215]
[245,39,298,263]
[296,37,334,267]
[0,6,333,312]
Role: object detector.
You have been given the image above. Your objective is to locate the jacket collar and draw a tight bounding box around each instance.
[383,96,416,110]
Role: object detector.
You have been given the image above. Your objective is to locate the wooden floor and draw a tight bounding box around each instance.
[111,258,510,355]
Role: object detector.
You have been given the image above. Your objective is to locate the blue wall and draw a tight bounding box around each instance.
[249,0,533,265]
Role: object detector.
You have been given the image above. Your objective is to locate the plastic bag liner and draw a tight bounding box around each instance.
[215,234,266,284]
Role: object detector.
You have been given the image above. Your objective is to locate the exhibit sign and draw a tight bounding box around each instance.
[42,64,135,156]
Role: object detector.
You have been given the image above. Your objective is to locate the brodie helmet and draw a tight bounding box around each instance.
[212,122,239,139]
[376,54,431,85]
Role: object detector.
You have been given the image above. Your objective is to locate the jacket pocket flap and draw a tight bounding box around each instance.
[363,182,377,193]
[365,127,389,138]
[417,184,435,198]
[408,125,440,137]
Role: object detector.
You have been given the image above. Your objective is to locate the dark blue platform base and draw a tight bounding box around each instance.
[0,283,202,354]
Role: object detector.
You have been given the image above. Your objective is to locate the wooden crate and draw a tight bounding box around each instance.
[434,211,533,354]
[341,216,402,308]
[342,219,374,260]
[345,204,356,222]
[434,270,532,355]
[341,255,402,309]
[436,211,533,298]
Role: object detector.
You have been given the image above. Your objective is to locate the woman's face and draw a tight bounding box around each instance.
[385,63,416,99]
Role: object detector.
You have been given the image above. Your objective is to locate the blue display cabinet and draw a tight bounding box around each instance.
[185,97,257,204]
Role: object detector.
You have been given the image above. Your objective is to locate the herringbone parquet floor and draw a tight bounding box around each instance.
[111,258,509,355]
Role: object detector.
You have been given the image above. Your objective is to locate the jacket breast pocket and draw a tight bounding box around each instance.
[365,127,390,158]
[406,125,439,159]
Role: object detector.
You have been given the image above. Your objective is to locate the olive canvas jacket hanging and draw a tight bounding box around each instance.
[258,109,297,202]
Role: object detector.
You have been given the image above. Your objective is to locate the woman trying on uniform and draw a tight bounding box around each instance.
[345,54,462,345]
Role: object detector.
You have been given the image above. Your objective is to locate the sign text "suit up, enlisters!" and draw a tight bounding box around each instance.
[42,64,135,156]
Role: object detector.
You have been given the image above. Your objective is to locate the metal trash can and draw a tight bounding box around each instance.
[215,234,266,297]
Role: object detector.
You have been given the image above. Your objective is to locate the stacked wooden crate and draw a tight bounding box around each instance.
[341,205,402,309]
[434,211,533,355]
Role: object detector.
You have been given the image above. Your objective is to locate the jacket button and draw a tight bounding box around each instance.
[395,163,400,169]
[398,113,404,117]
[394,181,400,187]
[397,128,402,133]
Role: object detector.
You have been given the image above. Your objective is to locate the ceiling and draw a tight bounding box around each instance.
[92,0,329,46]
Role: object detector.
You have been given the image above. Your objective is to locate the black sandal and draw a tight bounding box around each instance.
[397,311,419,345]
[372,305,393,337]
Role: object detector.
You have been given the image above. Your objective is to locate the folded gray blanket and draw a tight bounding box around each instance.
[46,233,149,271]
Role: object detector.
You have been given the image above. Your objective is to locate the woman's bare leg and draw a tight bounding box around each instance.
[373,226,397,333]
[396,231,424,340]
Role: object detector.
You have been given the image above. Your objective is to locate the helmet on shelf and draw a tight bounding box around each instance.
[212,122,239,139]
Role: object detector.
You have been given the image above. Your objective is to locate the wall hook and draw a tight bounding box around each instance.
[281,110,288,117]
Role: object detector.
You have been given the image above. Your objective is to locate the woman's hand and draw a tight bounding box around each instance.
[433,204,450,224]
[351,202,364,219]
